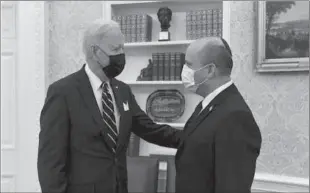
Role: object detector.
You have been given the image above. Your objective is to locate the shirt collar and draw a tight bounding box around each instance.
[202,80,233,110]
[85,63,106,91]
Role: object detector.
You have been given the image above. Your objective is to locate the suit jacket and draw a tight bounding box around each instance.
[37,65,182,193]
[175,84,262,193]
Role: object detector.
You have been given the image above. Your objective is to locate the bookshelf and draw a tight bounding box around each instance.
[124,40,193,48]
[103,1,231,156]
[109,1,159,6]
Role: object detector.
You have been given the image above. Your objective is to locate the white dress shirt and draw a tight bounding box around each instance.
[85,64,120,132]
[201,80,233,111]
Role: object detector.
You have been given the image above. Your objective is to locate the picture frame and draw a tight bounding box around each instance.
[257,1,309,72]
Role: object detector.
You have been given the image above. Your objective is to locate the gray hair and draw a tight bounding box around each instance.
[82,19,120,58]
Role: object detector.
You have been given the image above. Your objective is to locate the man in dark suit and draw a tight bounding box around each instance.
[176,37,262,193]
[37,20,182,193]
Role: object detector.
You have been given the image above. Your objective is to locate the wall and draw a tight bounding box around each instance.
[229,1,309,179]
[48,1,102,85]
[47,0,309,182]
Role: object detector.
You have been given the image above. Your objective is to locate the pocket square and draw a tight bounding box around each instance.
[123,101,129,111]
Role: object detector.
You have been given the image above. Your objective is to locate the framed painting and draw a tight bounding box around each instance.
[257,1,309,72]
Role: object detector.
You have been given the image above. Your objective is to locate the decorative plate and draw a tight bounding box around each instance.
[146,89,185,122]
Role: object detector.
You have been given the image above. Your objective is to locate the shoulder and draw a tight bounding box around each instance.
[219,85,254,118]
[112,78,131,91]
[47,70,81,95]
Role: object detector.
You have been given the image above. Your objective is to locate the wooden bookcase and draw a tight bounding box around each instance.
[103,1,231,156]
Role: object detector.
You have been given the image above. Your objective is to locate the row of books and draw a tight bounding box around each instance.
[152,52,185,81]
[112,14,152,43]
[186,9,223,40]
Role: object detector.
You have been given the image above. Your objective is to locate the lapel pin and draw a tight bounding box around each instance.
[123,101,129,111]
[115,86,118,89]
[209,106,213,112]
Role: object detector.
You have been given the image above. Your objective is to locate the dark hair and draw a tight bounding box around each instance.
[220,38,233,71]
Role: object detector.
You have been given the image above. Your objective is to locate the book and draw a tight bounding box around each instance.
[147,15,153,41]
[121,15,126,38]
[196,10,203,39]
[158,53,165,81]
[212,9,218,37]
[125,15,131,42]
[164,52,170,81]
[192,11,198,39]
[186,11,193,40]
[170,52,176,80]
[114,15,122,26]
[206,9,213,37]
[113,13,153,42]
[130,14,137,42]
[185,8,223,39]
[139,14,152,42]
[157,161,168,193]
[218,8,223,37]
[152,53,159,80]
[201,10,207,38]
[150,154,176,193]
[175,52,185,80]
[136,14,142,42]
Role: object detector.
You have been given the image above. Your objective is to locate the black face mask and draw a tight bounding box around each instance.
[102,53,126,79]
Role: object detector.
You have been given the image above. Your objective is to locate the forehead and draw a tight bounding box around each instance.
[98,26,124,53]
[185,41,204,68]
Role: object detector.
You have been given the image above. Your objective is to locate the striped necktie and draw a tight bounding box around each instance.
[101,82,118,153]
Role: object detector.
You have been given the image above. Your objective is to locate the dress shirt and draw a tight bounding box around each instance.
[85,64,120,132]
[201,80,233,111]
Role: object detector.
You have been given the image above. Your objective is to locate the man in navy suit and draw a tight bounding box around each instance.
[37,20,182,193]
[175,37,262,193]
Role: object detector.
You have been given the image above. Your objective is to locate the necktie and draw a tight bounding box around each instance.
[184,101,202,131]
[192,101,203,119]
[101,82,118,153]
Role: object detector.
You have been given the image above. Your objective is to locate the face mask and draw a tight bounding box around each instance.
[94,46,126,79]
[181,64,209,92]
[102,54,126,78]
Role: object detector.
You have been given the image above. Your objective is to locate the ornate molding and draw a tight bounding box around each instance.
[253,173,309,192]
[230,1,309,179]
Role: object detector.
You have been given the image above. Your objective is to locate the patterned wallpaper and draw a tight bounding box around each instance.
[48,1,102,84]
[230,2,309,178]
[48,1,309,178]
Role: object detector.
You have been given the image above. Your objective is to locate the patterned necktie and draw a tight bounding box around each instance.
[101,82,118,153]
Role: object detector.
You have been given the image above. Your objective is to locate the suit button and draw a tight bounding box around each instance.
[114,158,118,163]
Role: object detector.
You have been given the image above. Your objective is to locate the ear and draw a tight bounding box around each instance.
[91,45,98,54]
[89,45,95,56]
[206,63,216,77]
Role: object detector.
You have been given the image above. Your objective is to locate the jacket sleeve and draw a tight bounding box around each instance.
[128,86,183,148]
[214,111,262,193]
[37,84,70,193]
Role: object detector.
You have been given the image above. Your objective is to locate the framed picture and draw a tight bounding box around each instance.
[257,1,309,72]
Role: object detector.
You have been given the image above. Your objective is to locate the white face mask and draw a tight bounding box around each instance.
[181,64,209,93]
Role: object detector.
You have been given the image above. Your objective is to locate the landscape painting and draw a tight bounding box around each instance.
[257,1,309,72]
[266,1,309,59]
